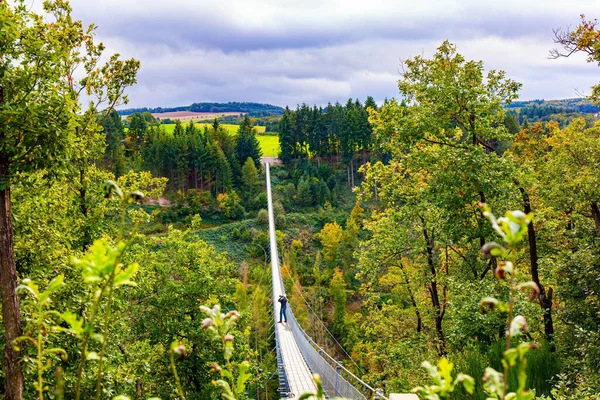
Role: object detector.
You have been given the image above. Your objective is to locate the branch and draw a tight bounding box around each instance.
[422,137,468,150]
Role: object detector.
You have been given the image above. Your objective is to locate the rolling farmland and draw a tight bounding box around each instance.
[151,111,245,122]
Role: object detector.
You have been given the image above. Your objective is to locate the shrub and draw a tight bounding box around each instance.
[256,209,268,225]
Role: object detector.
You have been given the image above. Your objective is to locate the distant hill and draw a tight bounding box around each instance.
[507,98,599,113]
[506,98,600,125]
[118,102,284,117]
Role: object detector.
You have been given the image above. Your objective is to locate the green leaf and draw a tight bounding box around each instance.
[422,361,441,384]
[113,263,139,287]
[235,361,251,394]
[39,274,64,303]
[457,373,475,394]
[43,347,68,358]
[17,278,40,299]
[105,180,123,199]
[483,367,504,397]
[504,348,519,366]
[59,311,84,336]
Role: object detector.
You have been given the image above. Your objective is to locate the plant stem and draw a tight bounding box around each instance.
[170,352,187,400]
[37,305,44,400]
[74,279,110,400]
[94,272,117,399]
[502,245,517,400]
[76,205,129,400]
[95,205,129,399]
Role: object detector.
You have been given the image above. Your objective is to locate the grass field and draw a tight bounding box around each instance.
[257,135,280,157]
[162,123,266,135]
[161,123,279,157]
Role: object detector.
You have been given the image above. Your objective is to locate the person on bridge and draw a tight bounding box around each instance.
[278,295,288,323]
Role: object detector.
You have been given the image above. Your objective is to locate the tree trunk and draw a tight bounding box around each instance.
[135,379,142,399]
[79,168,91,251]
[346,164,350,187]
[398,262,422,333]
[373,178,378,202]
[590,201,600,235]
[421,221,446,355]
[351,158,355,188]
[0,178,24,400]
[519,187,554,342]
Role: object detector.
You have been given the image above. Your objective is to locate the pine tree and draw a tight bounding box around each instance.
[364,95,378,111]
[241,157,260,194]
[101,110,126,176]
[278,108,294,165]
[235,115,262,168]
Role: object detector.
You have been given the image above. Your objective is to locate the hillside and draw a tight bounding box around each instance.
[118,101,285,117]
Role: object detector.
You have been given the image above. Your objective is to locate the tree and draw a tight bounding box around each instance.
[512,118,600,349]
[278,108,294,165]
[241,157,260,195]
[0,2,138,397]
[296,178,314,206]
[551,16,600,102]
[101,110,126,176]
[235,115,262,168]
[329,268,347,338]
[360,41,524,355]
[316,222,344,269]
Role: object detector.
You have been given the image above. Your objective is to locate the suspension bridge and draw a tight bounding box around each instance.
[265,163,409,400]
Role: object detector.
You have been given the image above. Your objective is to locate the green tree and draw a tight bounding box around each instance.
[329,268,347,338]
[101,110,126,176]
[241,157,260,195]
[0,1,138,396]
[236,115,262,168]
[552,16,600,103]
[360,41,523,356]
[316,222,344,269]
[296,178,314,206]
[278,108,294,165]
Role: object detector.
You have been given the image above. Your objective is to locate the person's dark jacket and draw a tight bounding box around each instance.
[278,296,288,308]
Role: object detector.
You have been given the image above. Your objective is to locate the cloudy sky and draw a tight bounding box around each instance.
[62,0,600,109]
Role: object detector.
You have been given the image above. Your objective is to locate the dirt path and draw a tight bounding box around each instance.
[260,156,282,165]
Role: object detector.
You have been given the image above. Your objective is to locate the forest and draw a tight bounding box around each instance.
[1,1,600,400]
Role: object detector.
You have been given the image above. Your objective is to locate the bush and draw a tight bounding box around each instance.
[229,203,246,221]
[326,175,337,190]
[246,192,267,212]
[274,167,289,180]
[257,209,268,225]
[297,179,314,206]
[275,214,286,229]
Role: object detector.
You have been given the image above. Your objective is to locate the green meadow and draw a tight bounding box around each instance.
[257,135,280,157]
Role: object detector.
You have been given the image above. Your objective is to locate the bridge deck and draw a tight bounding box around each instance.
[266,163,317,399]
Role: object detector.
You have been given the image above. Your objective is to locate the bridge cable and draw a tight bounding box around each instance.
[282,267,365,376]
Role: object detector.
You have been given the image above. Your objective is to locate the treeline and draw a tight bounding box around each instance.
[278,97,379,186]
[102,112,263,209]
[220,115,281,132]
[506,98,600,125]
[118,102,284,116]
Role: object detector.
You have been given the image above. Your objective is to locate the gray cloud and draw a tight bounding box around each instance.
[58,0,600,108]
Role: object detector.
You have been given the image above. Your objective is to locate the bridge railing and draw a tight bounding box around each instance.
[286,307,388,400]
